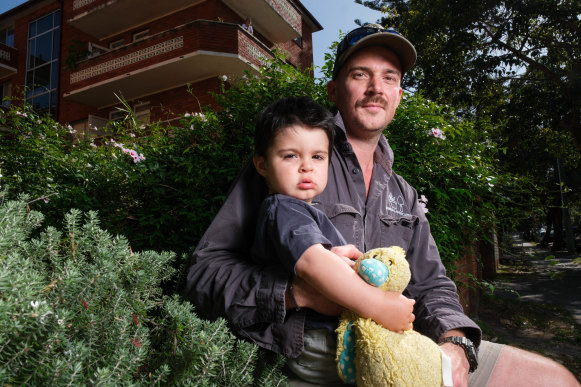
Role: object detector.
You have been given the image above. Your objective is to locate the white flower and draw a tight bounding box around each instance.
[220,75,228,82]
[194,112,207,122]
[418,195,429,213]
[426,128,446,140]
[40,311,53,324]
[31,300,39,309]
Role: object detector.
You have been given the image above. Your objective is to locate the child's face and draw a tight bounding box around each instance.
[253,125,330,204]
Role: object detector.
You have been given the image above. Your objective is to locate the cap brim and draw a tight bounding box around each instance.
[333,32,417,79]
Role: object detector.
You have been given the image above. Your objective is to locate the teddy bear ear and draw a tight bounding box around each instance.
[358,258,390,287]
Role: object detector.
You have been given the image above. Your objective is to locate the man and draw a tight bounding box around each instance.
[186,25,579,386]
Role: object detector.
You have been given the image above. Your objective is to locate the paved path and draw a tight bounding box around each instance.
[493,242,581,325]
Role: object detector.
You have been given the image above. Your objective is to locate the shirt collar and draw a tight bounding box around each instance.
[333,111,394,176]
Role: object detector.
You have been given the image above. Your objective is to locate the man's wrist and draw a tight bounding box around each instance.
[438,335,478,373]
[284,276,301,311]
[287,276,301,311]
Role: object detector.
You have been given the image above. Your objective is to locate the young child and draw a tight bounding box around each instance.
[250,96,415,336]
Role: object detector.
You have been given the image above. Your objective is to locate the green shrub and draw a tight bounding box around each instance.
[0,194,286,385]
[0,51,527,270]
[385,94,499,268]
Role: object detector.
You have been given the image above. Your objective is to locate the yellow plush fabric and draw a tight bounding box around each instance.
[336,247,443,386]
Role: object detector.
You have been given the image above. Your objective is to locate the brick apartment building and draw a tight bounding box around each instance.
[0,0,322,133]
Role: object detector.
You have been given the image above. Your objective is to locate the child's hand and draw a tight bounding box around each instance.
[371,291,415,333]
[331,244,361,267]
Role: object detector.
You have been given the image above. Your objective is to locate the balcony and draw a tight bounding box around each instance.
[68,0,204,40]
[64,21,274,108]
[67,0,300,43]
[0,44,17,79]
[222,0,301,42]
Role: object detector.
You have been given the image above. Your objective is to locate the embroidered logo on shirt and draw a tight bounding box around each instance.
[387,193,410,216]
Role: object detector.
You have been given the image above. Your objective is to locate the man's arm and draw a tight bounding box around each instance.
[400,183,482,346]
[439,329,471,387]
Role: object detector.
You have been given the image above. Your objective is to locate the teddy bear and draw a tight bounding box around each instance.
[335,246,451,386]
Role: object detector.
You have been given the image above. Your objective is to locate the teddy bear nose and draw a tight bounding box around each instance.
[358,258,389,287]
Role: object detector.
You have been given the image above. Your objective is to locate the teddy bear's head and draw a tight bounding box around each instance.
[353,246,410,293]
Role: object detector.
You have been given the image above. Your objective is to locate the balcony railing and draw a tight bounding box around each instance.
[222,0,301,42]
[68,0,203,40]
[64,21,274,108]
[0,43,17,79]
[67,0,301,43]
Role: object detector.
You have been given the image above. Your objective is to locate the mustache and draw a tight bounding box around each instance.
[356,96,388,108]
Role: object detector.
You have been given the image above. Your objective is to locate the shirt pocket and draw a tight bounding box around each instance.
[378,214,419,251]
[316,203,362,247]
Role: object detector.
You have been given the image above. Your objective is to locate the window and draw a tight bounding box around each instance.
[25,10,60,116]
[134,101,150,123]
[109,109,125,121]
[109,101,150,123]
[293,37,303,48]
[109,102,149,124]
[0,26,14,47]
[109,38,124,49]
[132,29,149,42]
[0,81,11,107]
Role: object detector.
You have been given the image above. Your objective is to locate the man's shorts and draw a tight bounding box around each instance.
[286,329,504,386]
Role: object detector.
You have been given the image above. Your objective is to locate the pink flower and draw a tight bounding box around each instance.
[426,128,446,140]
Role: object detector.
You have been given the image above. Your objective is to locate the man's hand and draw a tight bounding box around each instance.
[330,244,362,267]
[285,275,344,316]
[439,330,470,387]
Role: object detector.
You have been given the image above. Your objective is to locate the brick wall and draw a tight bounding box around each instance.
[278,18,315,72]
[454,245,481,317]
[3,0,316,125]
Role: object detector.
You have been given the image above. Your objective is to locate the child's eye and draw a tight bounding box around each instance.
[283,153,297,159]
[313,154,325,161]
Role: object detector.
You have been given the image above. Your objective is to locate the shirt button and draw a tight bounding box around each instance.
[352,168,360,174]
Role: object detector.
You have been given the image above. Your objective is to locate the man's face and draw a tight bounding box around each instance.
[327,46,403,140]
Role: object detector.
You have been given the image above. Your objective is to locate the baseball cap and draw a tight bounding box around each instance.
[332,24,417,80]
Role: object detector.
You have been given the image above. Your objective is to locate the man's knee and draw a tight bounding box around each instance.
[487,345,579,387]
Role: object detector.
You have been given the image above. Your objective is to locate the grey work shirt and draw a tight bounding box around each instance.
[185,112,482,358]
[251,194,347,275]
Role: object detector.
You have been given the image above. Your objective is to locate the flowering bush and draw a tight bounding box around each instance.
[0,50,527,271]
[384,93,528,269]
